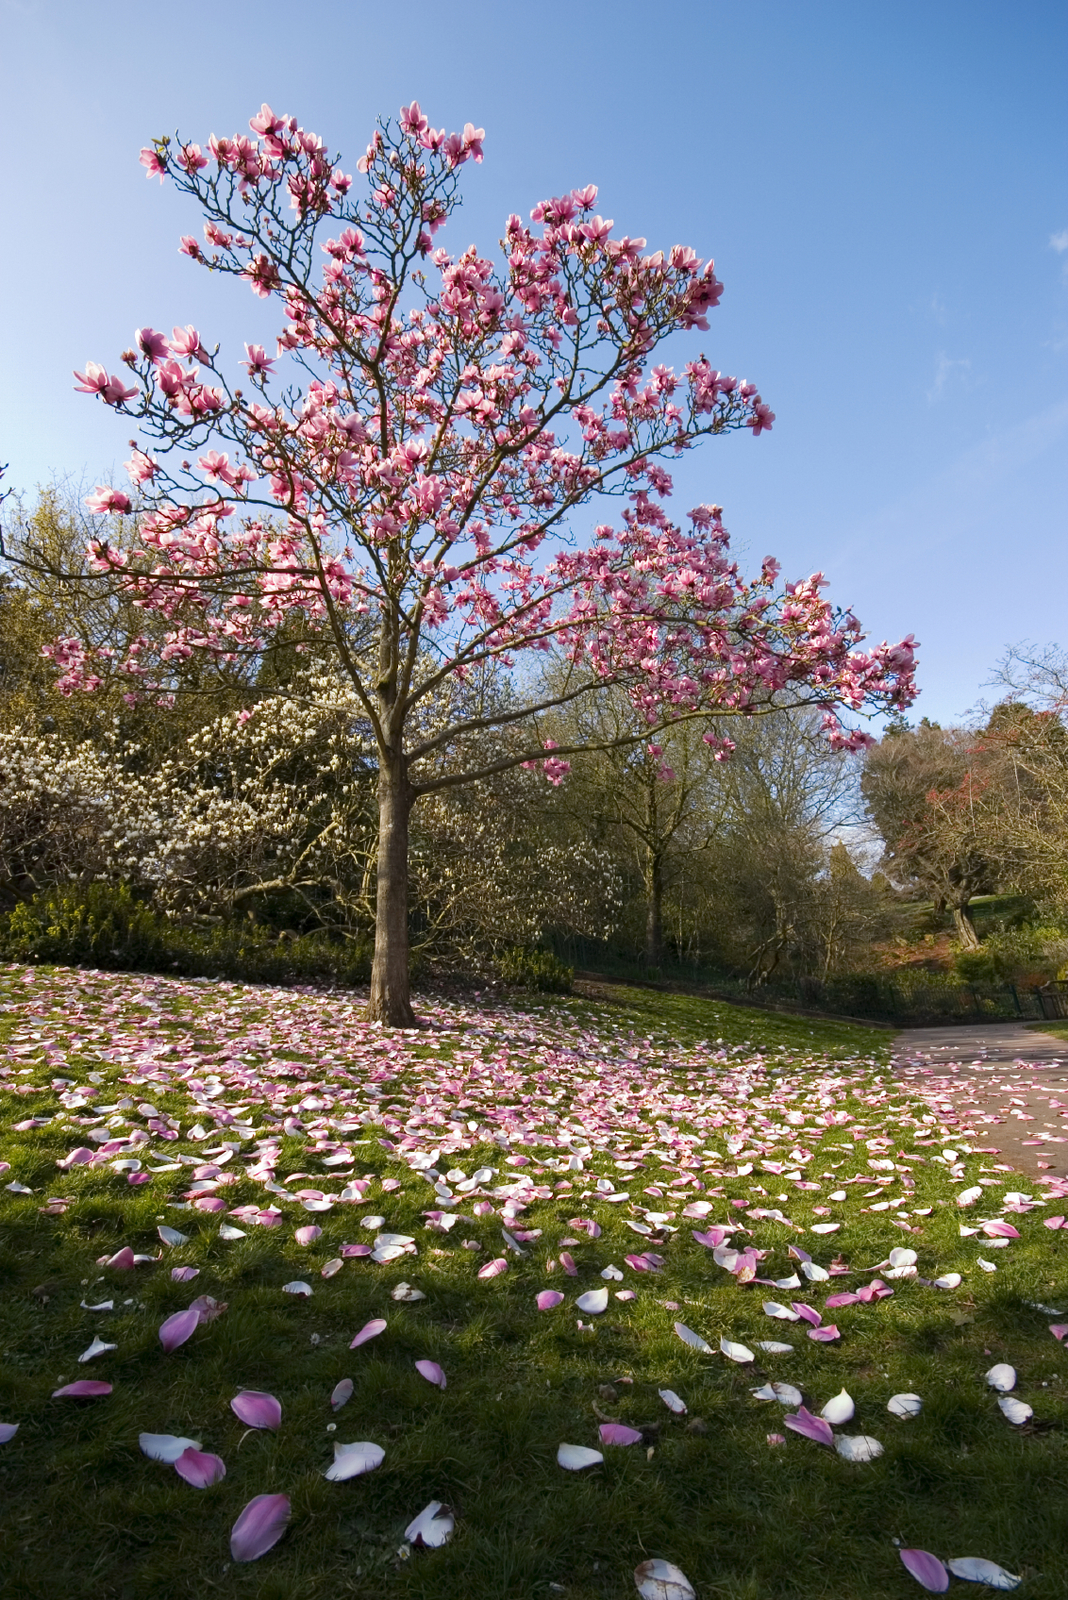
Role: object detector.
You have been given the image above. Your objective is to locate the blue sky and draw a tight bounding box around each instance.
[1,0,1065,725]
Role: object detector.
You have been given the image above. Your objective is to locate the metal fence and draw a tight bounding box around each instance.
[549,934,1068,1028]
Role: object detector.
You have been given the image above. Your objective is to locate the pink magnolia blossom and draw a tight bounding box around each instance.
[62,97,918,1026]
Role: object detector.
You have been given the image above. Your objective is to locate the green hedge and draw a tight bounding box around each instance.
[0,882,373,988]
[497,946,574,993]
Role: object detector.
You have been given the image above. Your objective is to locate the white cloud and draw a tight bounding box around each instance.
[1051,229,1068,254]
[926,351,971,404]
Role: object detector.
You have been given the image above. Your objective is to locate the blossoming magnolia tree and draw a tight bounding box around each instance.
[50,101,917,1023]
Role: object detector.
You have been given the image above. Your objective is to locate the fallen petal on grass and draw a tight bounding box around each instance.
[78,1336,117,1363]
[634,1558,696,1600]
[820,1389,855,1424]
[945,1557,1021,1589]
[536,1290,565,1310]
[888,1393,923,1418]
[159,1308,200,1352]
[783,1406,833,1446]
[139,1432,201,1462]
[405,1500,455,1548]
[985,1364,1016,1392]
[415,1359,446,1388]
[834,1433,883,1462]
[720,1337,754,1363]
[230,1493,290,1561]
[599,1422,642,1446]
[52,1381,111,1398]
[330,1379,353,1411]
[659,1388,687,1413]
[557,1443,603,1470]
[576,1288,609,1314]
[899,1548,950,1592]
[324,1440,385,1480]
[997,1396,1033,1425]
[174,1447,226,1487]
[350,1318,387,1349]
[674,1322,712,1354]
[230,1390,281,1430]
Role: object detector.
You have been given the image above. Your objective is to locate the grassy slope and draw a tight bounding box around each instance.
[0,969,1065,1600]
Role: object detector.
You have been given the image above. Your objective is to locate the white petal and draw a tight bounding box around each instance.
[888,1247,917,1268]
[985,1363,1016,1392]
[391,1281,426,1302]
[997,1396,1032,1425]
[720,1338,754,1363]
[933,1273,962,1290]
[887,1393,923,1418]
[557,1443,603,1470]
[218,1224,246,1240]
[79,1299,114,1312]
[800,1261,829,1282]
[78,1336,117,1362]
[957,1186,983,1208]
[576,1288,609,1314]
[360,1215,386,1230]
[834,1434,884,1462]
[139,1432,201,1462]
[762,1301,800,1321]
[404,1499,454,1548]
[821,1389,855,1424]
[601,1265,624,1281]
[945,1557,1021,1589]
[977,1258,998,1272]
[157,1226,189,1246]
[658,1388,687,1413]
[324,1440,385,1480]
[634,1559,696,1600]
[757,1340,795,1354]
[674,1322,713,1354]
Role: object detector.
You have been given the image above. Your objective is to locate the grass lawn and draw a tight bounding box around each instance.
[1028,1022,1068,1043]
[1,962,1066,1600]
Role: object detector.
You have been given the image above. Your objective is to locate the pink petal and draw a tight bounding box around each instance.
[537,1290,565,1310]
[341,1243,372,1257]
[230,1390,281,1430]
[808,1324,841,1342]
[1043,1215,1065,1230]
[899,1549,950,1592]
[349,1317,387,1349]
[783,1406,833,1447]
[330,1379,353,1410]
[0,1422,19,1442]
[295,1225,322,1246]
[559,1252,578,1276]
[415,1359,446,1389]
[52,1381,112,1398]
[189,1294,226,1322]
[171,1266,200,1282]
[1050,1323,1068,1342]
[478,1257,508,1279]
[790,1303,823,1327]
[103,1247,136,1270]
[193,1196,227,1212]
[230,1492,290,1562]
[174,1447,226,1487]
[692,1227,731,1248]
[159,1307,201,1353]
[599,1422,642,1446]
[824,1292,859,1308]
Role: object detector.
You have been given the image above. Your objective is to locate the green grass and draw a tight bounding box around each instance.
[1027,1021,1068,1041]
[0,966,1066,1600]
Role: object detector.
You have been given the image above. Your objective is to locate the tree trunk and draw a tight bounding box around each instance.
[644,849,663,968]
[952,901,981,950]
[367,751,416,1026]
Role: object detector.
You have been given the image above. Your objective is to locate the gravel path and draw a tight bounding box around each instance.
[892,1020,1068,1179]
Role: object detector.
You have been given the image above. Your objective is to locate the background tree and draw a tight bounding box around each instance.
[25,99,917,1023]
[861,720,995,947]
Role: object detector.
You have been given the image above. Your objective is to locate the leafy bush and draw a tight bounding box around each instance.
[497,946,574,993]
[0,882,373,988]
[953,924,1068,984]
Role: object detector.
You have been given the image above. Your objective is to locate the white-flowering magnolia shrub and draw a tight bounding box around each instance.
[0,667,622,958]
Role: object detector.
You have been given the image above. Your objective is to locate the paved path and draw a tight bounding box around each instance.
[892,1021,1068,1179]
